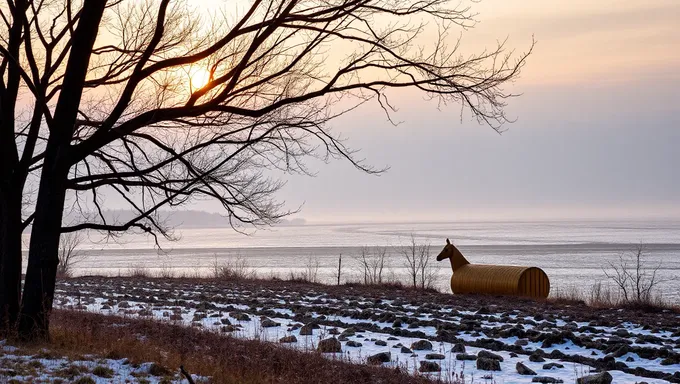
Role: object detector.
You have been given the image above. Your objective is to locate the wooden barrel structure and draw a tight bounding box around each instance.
[437,238,550,298]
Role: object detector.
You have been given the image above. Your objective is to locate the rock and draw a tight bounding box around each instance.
[510,352,518,358]
[220,318,231,325]
[576,371,613,384]
[279,335,297,343]
[456,353,477,361]
[392,319,403,328]
[612,344,629,358]
[425,353,445,360]
[477,357,501,371]
[477,306,491,314]
[478,350,504,362]
[169,314,182,321]
[419,361,441,372]
[661,357,678,365]
[517,362,537,375]
[299,324,314,335]
[260,318,279,328]
[328,328,340,335]
[387,336,399,341]
[411,340,433,351]
[367,352,391,365]
[529,353,546,362]
[614,328,630,337]
[532,377,564,383]
[118,301,131,308]
[375,340,387,346]
[543,363,565,370]
[515,339,529,346]
[451,343,466,353]
[232,313,250,321]
[399,346,412,353]
[346,340,363,347]
[317,338,342,353]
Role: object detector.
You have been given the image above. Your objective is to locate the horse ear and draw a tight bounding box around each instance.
[446,238,450,245]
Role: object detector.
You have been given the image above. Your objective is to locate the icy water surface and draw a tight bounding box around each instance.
[25,220,680,300]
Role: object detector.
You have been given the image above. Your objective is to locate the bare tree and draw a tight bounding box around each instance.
[0,0,531,339]
[401,234,435,289]
[355,246,387,285]
[603,243,664,304]
[56,232,85,278]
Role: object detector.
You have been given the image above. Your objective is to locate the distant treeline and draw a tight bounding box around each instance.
[61,210,306,229]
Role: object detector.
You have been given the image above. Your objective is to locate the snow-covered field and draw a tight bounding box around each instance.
[0,340,206,383]
[52,277,680,384]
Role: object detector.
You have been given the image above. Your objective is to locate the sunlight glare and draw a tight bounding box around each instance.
[189,67,211,91]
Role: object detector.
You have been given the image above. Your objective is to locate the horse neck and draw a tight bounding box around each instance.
[449,245,470,271]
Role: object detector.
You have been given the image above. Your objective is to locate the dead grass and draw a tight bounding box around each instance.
[13,310,435,384]
[549,282,678,313]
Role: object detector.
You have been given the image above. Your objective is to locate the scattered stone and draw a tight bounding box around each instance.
[375,340,387,346]
[543,363,564,370]
[533,376,564,383]
[387,336,399,341]
[367,352,391,365]
[411,340,433,351]
[456,353,477,361]
[478,350,504,361]
[299,324,314,335]
[232,313,250,321]
[419,361,441,372]
[661,357,678,365]
[425,353,445,360]
[260,318,279,328]
[220,318,231,325]
[279,335,297,343]
[529,353,546,362]
[451,343,466,353]
[118,301,131,308]
[477,357,501,371]
[317,337,342,353]
[400,346,413,354]
[392,319,403,328]
[576,371,613,384]
[517,362,537,375]
[346,340,362,347]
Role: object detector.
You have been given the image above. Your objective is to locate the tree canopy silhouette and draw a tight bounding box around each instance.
[0,0,531,339]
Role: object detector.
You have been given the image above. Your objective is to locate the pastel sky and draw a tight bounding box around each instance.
[159,1,680,222]
[246,0,680,222]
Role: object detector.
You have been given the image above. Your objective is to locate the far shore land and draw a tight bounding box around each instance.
[3,274,677,383]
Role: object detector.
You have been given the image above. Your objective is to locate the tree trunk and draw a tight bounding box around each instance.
[18,146,69,340]
[0,187,23,333]
[18,0,107,341]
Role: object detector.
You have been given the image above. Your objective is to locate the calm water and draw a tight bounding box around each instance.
[24,220,680,301]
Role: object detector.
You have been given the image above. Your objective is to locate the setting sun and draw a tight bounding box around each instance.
[189,67,211,90]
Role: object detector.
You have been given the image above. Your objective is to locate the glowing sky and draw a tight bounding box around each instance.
[164,1,680,221]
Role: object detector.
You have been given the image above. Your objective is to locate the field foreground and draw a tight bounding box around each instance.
[7,276,680,383]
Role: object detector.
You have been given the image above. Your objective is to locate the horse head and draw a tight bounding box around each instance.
[436,238,470,271]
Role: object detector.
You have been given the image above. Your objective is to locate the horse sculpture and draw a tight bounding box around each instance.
[436,238,550,298]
